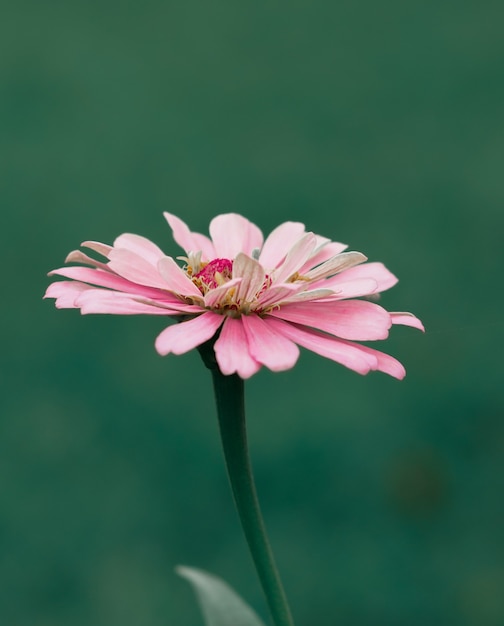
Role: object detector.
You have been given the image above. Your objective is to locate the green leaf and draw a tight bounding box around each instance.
[176,565,267,626]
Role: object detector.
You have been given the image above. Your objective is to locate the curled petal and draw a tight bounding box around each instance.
[303,251,367,282]
[65,250,109,270]
[155,313,224,356]
[214,317,261,379]
[390,312,425,332]
[210,213,264,258]
[241,315,300,372]
[81,241,113,258]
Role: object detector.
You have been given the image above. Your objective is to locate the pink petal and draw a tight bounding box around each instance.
[259,221,306,269]
[255,283,300,309]
[303,251,367,282]
[272,233,318,284]
[132,297,205,314]
[390,312,425,332]
[269,299,391,340]
[74,289,177,315]
[269,318,406,379]
[65,250,109,270]
[338,340,406,379]
[209,213,264,258]
[282,288,336,303]
[81,240,113,258]
[107,249,168,289]
[157,256,204,298]
[266,318,376,375]
[164,212,216,260]
[113,233,165,266]
[232,253,266,303]
[155,312,224,355]
[44,281,93,308]
[312,278,379,300]
[298,241,349,274]
[214,317,261,379]
[49,266,183,301]
[322,262,398,294]
[241,315,300,372]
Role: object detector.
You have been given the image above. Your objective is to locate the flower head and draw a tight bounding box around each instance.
[45,213,424,379]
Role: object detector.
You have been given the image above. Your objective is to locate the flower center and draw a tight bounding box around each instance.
[193,258,233,292]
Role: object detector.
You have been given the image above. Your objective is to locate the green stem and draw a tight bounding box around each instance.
[198,341,295,626]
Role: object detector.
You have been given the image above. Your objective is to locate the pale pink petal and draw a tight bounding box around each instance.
[214,317,261,379]
[203,277,242,308]
[75,289,176,315]
[241,314,300,371]
[44,281,93,308]
[322,262,398,294]
[164,212,216,259]
[298,241,349,274]
[390,312,425,332]
[155,312,224,355]
[313,234,331,247]
[107,248,169,288]
[268,299,391,340]
[49,266,183,301]
[157,256,204,298]
[303,251,367,282]
[272,233,318,284]
[232,253,266,303]
[266,318,376,375]
[81,240,113,258]
[209,213,264,258]
[113,233,165,266]
[65,250,110,270]
[259,221,306,269]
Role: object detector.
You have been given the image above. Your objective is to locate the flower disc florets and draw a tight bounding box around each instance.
[45,212,424,379]
[193,258,233,291]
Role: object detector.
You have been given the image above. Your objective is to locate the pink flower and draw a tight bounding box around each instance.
[45,213,424,379]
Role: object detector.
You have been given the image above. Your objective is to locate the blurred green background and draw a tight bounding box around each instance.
[1,1,504,625]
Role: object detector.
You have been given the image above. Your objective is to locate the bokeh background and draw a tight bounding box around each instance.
[2,1,504,625]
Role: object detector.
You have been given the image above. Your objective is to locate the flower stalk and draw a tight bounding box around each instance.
[198,339,295,626]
